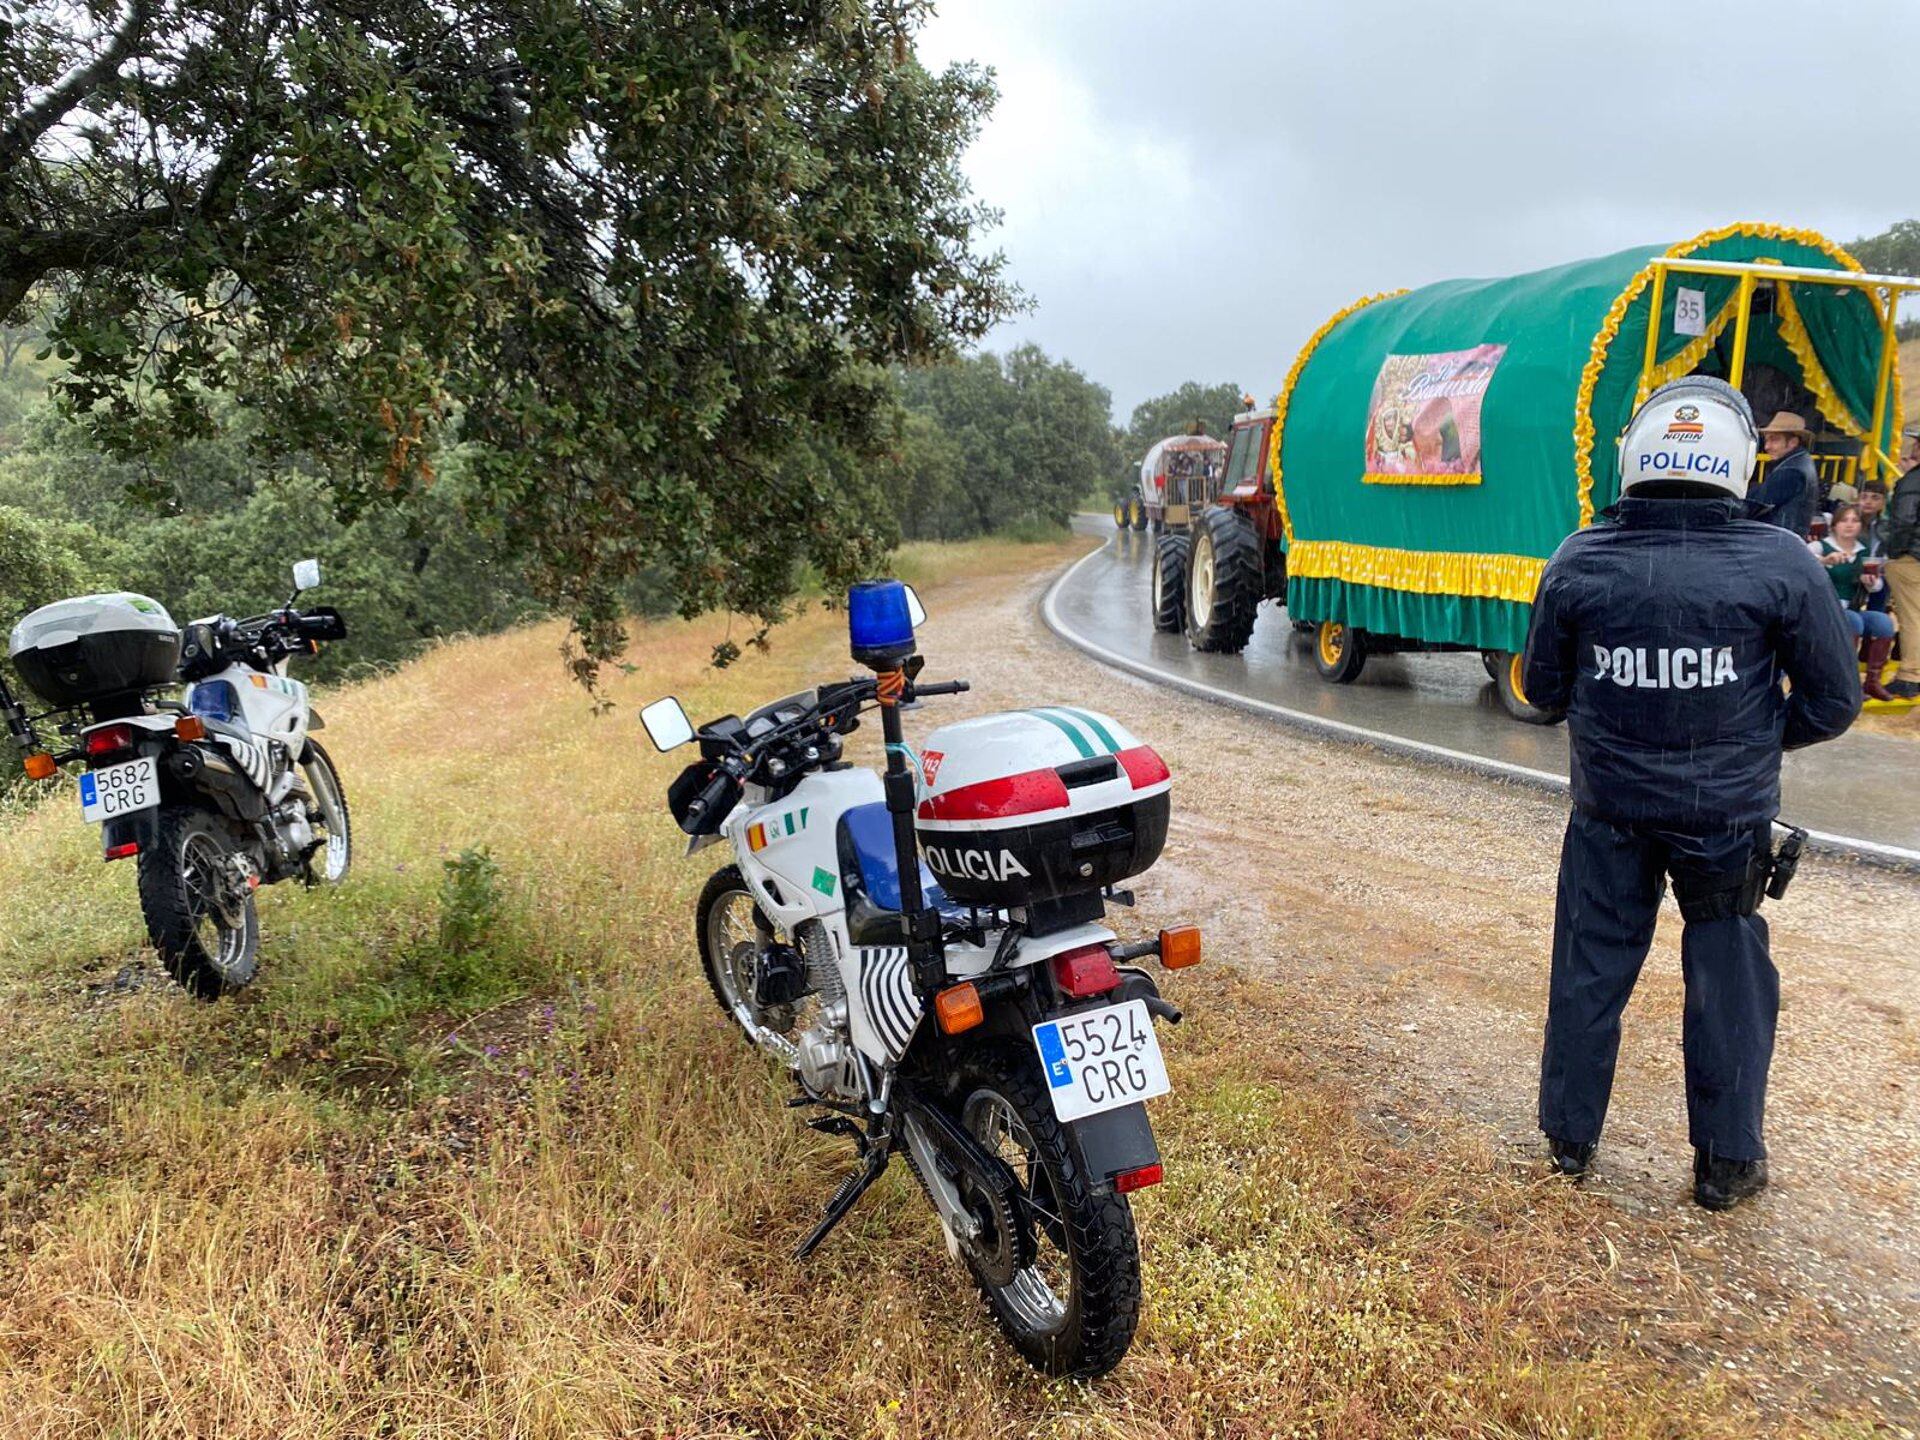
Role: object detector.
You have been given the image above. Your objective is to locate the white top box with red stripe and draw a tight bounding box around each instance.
[914,707,1171,908]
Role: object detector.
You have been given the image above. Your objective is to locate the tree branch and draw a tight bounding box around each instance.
[0,0,161,176]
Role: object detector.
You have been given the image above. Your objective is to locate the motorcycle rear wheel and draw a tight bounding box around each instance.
[950,1045,1142,1379]
[137,805,260,999]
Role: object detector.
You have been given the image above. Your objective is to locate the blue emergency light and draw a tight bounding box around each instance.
[848,580,916,670]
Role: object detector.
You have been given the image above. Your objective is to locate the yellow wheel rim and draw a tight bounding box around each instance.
[1317,623,1345,667]
[1507,652,1528,706]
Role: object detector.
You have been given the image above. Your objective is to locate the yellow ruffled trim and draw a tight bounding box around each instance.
[1267,289,1407,543]
[1288,540,1545,604]
[1571,221,1869,529]
[1359,472,1483,487]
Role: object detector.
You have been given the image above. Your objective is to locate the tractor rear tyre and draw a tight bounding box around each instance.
[1312,621,1366,683]
[1151,532,1189,633]
[1184,506,1261,653]
[1493,650,1565,725]
[1129,498,1148,531]
[1113,501,1129,530]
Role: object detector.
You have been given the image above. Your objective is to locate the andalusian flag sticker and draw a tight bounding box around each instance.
[812,867,837,898]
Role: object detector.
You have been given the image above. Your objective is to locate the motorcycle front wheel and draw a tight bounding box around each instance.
[136,805,261,998]
[300,739,352,884]
[695,864,792,1039]
[951,1045,1143,1379]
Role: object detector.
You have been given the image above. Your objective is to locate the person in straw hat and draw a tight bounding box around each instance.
[1750,410,1818,538]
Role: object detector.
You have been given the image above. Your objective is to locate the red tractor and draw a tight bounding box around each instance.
[1150,405,1285,651]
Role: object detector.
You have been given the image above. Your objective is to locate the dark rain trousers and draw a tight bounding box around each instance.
[1539,810,1777,1162]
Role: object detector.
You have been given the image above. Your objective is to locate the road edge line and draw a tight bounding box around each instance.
[1040,535,1920,875]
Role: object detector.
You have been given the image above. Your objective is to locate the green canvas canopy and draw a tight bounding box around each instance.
[1269,222,1907,656]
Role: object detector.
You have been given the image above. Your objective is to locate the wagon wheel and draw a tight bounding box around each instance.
[1313,621,1366,683]
[1493,650,1565,725]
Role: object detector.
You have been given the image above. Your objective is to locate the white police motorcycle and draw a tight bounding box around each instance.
[642,580,1200,1378]
[3,560,351,997]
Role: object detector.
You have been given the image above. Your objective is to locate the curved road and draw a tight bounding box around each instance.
[1046,516,1920,865]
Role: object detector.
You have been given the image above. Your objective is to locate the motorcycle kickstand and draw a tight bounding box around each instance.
[794,1139,892,1261]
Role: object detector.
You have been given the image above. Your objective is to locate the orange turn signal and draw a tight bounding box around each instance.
[174,715,206,742]
[934,982,985,1035]
[1159,925,1202,969]
[23,751,56,780]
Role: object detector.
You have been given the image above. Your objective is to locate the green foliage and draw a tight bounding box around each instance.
[1124,380,1246,467]
[1850,219,1920,277]
[1,1,1016,678]
[427,846,510,1005]
[1849,221,1920,339]
[888,345,1120,540]
[0,406,543,684]
[0,504,106,630]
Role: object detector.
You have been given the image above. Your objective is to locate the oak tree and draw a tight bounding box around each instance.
[0,0,1014,675]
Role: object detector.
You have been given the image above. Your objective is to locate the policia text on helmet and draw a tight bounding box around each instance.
[1518,377,1861,1212]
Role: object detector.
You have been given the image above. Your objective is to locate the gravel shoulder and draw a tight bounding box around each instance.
[920,540,1920,1427]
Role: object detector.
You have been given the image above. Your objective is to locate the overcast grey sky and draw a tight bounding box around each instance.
[916,0,1920,421]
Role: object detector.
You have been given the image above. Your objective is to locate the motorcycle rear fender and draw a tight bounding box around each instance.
[100,808,161,857]
[940,920,1117,982]
[1070,1102,1161,1195]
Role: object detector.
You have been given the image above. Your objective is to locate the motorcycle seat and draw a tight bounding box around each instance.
[836,801,968,945]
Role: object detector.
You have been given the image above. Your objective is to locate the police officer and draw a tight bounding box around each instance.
[1521,377,1860,1211]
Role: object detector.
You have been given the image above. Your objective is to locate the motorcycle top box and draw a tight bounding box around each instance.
[914,707,1170,907]
[7,592,181,710]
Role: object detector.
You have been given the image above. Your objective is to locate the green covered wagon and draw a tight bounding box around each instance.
[1170,222,1919,721]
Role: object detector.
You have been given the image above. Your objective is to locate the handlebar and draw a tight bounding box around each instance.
[683,762,743,830]
[913,680,970,697]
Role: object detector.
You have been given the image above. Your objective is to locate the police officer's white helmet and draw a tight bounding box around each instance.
[1617,376,1758,499]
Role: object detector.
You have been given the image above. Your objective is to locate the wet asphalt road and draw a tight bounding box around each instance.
[1047,516,1920,861]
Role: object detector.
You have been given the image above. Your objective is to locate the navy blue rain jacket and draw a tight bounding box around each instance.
[1521,495,1860,830]
[1749,447,1817,537]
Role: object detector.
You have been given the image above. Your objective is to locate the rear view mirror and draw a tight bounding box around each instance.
[640,696,695,752]
[905,585,927,627]
[292,558,321,593]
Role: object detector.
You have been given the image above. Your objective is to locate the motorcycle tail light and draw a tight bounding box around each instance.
[103,841,139,861]
[1114,1163,1163,1195]
[174,715,206,742]
[84,724,134,760]
[1159,925,1202,969]
[23,752,56,780]
[1117,745,1170,789]
[1050,944,1120,998]
[934,982,984,1035]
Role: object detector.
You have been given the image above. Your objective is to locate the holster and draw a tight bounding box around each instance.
[1671,825,1806,922]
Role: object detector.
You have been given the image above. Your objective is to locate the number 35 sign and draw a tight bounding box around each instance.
[1673,287,1708,338]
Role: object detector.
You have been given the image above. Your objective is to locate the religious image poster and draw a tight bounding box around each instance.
[1364,344,1506,480]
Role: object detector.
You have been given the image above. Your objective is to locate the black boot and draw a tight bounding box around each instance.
[1694,1149,1768,1211]
[1547,1135,1596,1177]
